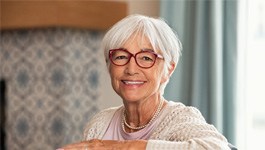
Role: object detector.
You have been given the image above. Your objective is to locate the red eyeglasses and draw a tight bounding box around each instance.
[109,48,164,69]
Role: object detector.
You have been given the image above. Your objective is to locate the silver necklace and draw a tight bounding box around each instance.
[122,99,164,131]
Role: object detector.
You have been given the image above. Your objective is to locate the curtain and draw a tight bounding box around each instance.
[161,0,237,144]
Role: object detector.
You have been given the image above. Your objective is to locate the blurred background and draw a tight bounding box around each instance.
[0,0,264,150]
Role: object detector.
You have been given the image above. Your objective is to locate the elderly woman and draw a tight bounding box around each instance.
[58,15,230,150]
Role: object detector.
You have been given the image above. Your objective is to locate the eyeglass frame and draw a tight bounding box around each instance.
[108,48,164,69]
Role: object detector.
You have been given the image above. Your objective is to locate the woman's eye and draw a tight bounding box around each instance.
[115,55,128,60]
[142,56,153,61]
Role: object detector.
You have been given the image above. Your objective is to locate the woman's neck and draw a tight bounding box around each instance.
[122,95,165,132]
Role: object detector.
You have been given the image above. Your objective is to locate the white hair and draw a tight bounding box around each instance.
[102,14,182,95]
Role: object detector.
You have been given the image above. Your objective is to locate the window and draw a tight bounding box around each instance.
[237,0,265,149]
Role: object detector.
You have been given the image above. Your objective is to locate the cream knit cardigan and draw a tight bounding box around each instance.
[84,102,230,150]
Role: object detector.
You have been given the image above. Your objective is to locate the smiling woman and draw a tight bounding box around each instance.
[58,15,232,150]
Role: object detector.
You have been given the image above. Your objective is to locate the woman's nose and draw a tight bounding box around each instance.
[124,57,139,75]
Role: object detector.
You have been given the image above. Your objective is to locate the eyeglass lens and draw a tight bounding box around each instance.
[110,49,157,68]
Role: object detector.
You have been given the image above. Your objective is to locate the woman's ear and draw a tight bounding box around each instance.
[168,62,176,77]
[161,62,176,83]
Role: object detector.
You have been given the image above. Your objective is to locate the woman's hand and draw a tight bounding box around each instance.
[57,139,147,150]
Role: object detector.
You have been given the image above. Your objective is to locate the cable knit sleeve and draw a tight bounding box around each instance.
[147,103,230,150]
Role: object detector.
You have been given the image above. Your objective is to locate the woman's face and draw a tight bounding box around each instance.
[109,34,168,102]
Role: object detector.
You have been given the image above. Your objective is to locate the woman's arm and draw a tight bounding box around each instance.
[146,138,230,150]
[58,138,230,150]
[57,139,147,150]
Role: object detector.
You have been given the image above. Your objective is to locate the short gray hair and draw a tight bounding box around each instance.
[102,14,182,95]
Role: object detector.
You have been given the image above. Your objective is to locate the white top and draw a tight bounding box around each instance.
[84,101,230,150]
[102,101,171,140]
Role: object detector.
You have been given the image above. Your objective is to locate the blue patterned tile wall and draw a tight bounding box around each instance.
[0,28,104,150]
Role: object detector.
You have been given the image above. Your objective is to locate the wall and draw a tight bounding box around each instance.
[0,28,121,149]
[126,0,159,17]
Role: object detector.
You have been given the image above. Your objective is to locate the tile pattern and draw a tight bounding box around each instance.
[0,28,104,149]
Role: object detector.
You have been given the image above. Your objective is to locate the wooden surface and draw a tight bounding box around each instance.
[0,1,128,30]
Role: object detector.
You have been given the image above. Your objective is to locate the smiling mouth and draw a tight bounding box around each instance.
[122,80,145,85]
